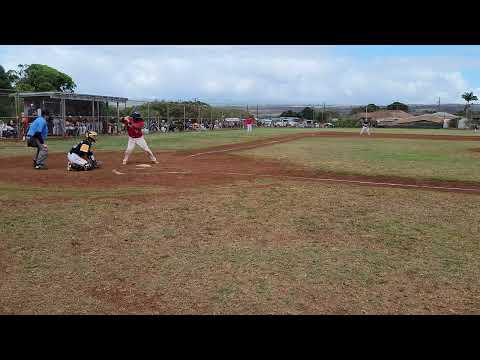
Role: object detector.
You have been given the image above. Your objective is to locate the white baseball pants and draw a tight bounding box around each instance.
[67,152,88,166]
[360,126,370,135]
[246,124,253,132]
[123,136,157,162]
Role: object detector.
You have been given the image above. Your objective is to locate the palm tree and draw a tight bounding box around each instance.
[462,92,478,122]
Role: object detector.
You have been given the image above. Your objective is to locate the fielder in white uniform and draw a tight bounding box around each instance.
[360,119,371,135]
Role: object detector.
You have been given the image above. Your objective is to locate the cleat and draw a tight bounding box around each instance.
[122,160,127,165]
[67,163,72,171]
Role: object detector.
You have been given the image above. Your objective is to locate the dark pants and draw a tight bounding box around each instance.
[27,136,48,167]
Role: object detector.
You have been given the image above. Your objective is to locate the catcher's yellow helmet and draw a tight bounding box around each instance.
[86,131,98,142]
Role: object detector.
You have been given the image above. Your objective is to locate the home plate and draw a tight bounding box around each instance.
[136,164,152,168]
[112,169,125,175]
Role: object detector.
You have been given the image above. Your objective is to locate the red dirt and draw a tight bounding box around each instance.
[2,131,480,194]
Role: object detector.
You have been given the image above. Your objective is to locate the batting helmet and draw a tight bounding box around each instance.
[86,131,98,142]
[131,111,142,120]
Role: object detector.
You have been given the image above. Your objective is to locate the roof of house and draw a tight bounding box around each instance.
[353,110,411,120]
[430,112,459,119]
[396,114,449,124]
[10,91,128,103]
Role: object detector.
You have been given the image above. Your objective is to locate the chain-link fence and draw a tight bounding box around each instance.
[1,94,356,140]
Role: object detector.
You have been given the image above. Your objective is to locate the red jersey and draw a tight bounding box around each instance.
[244,117,254,125]
[124,117,144,138]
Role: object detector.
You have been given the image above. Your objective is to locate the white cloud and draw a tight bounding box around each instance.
[0,45,475,105]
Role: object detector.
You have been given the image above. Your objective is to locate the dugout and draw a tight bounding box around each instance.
[10,91,128,136]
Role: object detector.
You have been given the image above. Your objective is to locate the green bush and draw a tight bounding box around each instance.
[334,118,358,128]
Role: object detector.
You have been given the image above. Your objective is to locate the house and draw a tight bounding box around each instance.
[457,118,469,129]
[353,110,411,126]
[392,114,447,128]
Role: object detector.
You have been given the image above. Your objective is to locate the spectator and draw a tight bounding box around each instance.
[53,116,60,136]
[47,114,53,135]
[20,112,29,140]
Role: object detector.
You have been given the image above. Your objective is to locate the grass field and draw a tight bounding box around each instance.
[1,180,479,314]
[1,127,477,158]
[239,137,480,182]
[1,128,479,314]
[0,128,315,158]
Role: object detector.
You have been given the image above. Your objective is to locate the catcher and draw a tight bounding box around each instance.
[67,131,102,171]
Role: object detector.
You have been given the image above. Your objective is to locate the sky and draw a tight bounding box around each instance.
[1,45,479,106]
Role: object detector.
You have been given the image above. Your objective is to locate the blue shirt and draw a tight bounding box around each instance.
[27,116,48,141]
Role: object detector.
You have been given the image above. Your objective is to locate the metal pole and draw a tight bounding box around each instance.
[14,92,18,139]
[62,98,66,137]
[97,101,100,133]
[116,101,119,134]
[183,104,186,130]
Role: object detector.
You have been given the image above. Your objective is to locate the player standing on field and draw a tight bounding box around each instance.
[360,118,371,136]
[122,111,158,165]
[244,114,255,133]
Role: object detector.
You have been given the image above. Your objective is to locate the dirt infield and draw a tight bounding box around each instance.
[2,131,480,194]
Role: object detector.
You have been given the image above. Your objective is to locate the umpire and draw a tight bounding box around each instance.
[26,109,49,170]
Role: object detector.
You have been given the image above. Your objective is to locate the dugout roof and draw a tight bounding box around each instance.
[10,91,128,103]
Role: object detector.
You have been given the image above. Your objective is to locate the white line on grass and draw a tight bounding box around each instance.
[111,168,480,193]
[259,174,480,192]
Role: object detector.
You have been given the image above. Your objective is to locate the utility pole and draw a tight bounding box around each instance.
[183,104,186,130]
[256,104,259,119]
[322,102,325,123]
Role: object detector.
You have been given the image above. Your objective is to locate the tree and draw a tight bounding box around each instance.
[299,107,314,120]
[350,104,380,115]
[279,110,300,117]
[387,101,409,112]
[7,64,76,92]
[0,65,12,90]
[0,65,15,117]
[461,92,478,124]
[461,91,477,109]
[462,91,478,111]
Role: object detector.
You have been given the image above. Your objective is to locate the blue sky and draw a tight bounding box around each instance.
[1,45,478,105]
